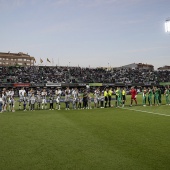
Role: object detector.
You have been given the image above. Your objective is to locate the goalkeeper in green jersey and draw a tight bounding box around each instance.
[115,87,121,107]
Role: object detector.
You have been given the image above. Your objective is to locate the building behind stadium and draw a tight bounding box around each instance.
[158,65,170,71]
[119,63,154,71]
[0,52,35,66]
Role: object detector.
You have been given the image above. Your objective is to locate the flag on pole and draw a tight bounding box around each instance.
[40,58,43,63]
[47,58,51,63]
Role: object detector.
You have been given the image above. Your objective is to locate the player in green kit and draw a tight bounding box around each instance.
[119,88,122,106]
[148,87,153,106]
[158,88,162,104]
[154,87,159,106]
[142,87,147,106]
[152,86,156,105]
[115,87,121,107]
[164,86,170,105]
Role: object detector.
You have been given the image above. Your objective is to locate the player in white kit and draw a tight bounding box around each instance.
[41,89,47,109]
[19,87,26,110]
[55,88,62,110]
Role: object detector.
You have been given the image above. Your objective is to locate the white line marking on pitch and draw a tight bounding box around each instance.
[120,107,170,117]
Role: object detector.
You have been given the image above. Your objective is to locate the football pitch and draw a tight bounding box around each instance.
[0,96,170,170]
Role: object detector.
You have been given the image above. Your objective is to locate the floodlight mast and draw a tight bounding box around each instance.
[165,19,170,33]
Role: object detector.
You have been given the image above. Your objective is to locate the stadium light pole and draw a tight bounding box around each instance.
[165,19,170,33]
[68,62,71,81]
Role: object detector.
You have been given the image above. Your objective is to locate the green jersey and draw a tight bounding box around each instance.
[165,89,169,96]
[116,90,121,98]
[155,89,159,97]
[148,89,153,96]
[158,89,161,95]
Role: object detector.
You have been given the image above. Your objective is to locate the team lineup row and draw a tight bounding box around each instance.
[0,86,169,112]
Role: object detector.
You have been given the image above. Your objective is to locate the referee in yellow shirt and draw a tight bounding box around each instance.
[108,87,113,107]
[104,88,108,108]
[122,87,126,107]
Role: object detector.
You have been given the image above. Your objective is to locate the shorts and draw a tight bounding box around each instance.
[131,96,136,100]
[42,99,47,104]
[122,95,126,100]
[19,99,23,103]
[56,99,60,104]
[94,99,98,104]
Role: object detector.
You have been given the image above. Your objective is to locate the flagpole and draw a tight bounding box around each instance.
[46,58,51,66]
[40,58,43,66]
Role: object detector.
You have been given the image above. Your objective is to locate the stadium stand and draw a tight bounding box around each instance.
[0,66,170,85]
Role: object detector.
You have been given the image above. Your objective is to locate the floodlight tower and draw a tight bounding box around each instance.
[165,19,170,33]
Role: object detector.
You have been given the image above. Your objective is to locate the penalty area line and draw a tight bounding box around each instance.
[120,107,170,117]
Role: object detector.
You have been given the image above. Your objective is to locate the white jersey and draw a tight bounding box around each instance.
[58,89,62,95]
[72,90,78,99]
[30,96,36,104]
[19,89,26,97]
[94,90,100,99]
[88,95,92,102]
[41,91,47,99]
[94,97,98,104]
[56,90,61,103]
[2,95,7,104]
[9,97,15,105]
[41,91,47,103]
[6,91,11,97]
[77,97,82,104]
[10,90,15,97]
[23,96,28,104]
[65,89,70,95]
[28,91,33,100]
[36,94,42,103]
[65,94,70,102]
[100,94,105,101]
[72,90,76,97]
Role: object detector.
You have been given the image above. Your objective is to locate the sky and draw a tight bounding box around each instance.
[0,0,170,69]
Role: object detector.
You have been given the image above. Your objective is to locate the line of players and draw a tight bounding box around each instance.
[142,86,170,106]
[105,86,170,107]
[0,87,115,112]
[17,87,113,111]
[17,87,125,110]
[0,86,169,112]
[0,88,15,112]
[18,87,62,111]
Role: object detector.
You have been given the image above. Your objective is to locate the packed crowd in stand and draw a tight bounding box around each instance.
[0,85,169,112]
[1,65,170,84]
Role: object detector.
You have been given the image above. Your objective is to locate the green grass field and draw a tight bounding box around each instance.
[0,95,170,170]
